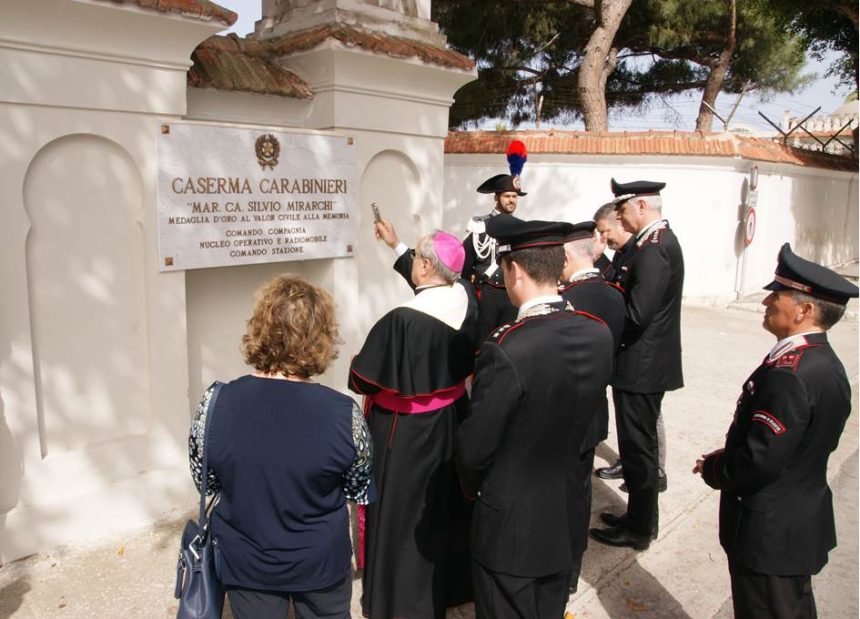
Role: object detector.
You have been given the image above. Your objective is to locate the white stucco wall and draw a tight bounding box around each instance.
[0,0,225,562]
[0,0,474,563]
[442,153,858,305]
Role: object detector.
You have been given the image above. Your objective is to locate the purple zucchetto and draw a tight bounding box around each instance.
[433,231,465,273]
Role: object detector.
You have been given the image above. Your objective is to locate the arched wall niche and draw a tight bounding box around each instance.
[23,133,149,456]
[355,148,423,335]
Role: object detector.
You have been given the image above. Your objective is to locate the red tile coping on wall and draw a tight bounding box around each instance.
[91,0,237,27]
[266,24,475,72]
[189,34,313,99]
[444,130,858,172]
[188,23,474,99]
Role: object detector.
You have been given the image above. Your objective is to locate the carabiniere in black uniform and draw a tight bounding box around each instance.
[462,173,525,343]
[462,211,516,342]
[703,332,850,574]
[596,179,684,548]
[456,216,615,619]
[700,242,857,619]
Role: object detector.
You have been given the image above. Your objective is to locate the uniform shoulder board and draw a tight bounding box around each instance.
[489,322,513,341]
[774,348,805,370]
[466,213,493,235]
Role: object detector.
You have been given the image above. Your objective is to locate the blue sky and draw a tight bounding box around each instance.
[215,0,853,133]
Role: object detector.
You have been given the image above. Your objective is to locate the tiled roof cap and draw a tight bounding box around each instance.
[91,0,237,27]
[189,34,313,99]
[445,130,857,172]
[188,22,474,99]
[266,24,475,72]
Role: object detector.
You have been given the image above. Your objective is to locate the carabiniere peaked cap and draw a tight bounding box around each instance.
[611,178,666,206]
[563,221,596,243]
[764,243,859,306]
[477,174,527,196]
[486,215,574,257]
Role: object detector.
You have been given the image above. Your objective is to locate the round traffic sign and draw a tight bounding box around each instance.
[744,207,756,247]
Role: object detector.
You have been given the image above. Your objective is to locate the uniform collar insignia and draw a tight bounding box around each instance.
[635,219,668,247]
[766,332,818,363]
[568,268,600,282]
[517,294,563,321]
[518,303,559,320]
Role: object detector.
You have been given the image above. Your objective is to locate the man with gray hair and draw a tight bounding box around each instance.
[593,202,668,493]
[590,179,684,551]
[695,243,857,618]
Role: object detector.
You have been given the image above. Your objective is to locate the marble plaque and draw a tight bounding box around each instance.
[157,122,357,271]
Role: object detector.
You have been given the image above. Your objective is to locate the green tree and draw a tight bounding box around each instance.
[432,0,593,128]
[619,0,810,131]
[434,0,810,132]
[433,0,635,131]
[758,0,857,88]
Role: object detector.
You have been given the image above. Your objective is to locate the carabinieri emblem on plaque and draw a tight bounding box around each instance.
[255,133,280,169]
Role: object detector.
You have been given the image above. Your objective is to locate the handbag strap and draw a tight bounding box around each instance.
[198,381,224,527]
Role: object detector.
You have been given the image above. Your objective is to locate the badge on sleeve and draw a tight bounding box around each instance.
[751,410,786,435]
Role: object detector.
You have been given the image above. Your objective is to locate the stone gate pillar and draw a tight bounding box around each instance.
[250,0,475,376]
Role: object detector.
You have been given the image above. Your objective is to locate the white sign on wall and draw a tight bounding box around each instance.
[157,122,357,272]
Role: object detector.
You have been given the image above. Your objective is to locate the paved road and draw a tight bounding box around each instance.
[0,302,856,619]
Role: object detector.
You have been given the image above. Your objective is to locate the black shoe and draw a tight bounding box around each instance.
[589,524,651,550]
[595,460,623,480]
[619,473,668,494]
[600,512,627,527]
[599,513,658,539]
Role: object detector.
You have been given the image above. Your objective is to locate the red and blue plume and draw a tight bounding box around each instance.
[505,140,527,177]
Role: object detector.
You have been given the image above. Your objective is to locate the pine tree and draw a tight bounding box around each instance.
[434,0,811,132]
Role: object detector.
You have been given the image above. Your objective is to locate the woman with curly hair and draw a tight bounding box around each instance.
[188,274,374,619]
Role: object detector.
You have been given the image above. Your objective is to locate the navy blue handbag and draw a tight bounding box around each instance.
[175,381,225,619]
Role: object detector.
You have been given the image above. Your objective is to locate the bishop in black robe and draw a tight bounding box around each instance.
[349,239,479,619]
